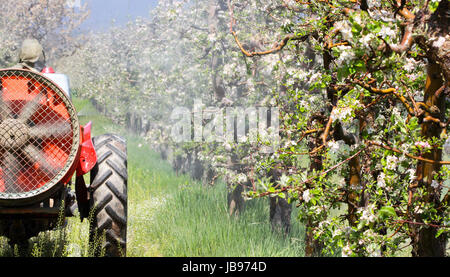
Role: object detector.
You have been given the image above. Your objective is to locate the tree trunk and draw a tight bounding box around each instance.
[347,157,362,227]
[267,165,293,235]
[412,62,447,257]
[208,0,226,102]
[269,194,292,235]
[227,153,246,217]
[305,120,325,256]
[228,183,244,217]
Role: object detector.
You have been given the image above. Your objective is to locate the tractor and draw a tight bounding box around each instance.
[0,68,128,257]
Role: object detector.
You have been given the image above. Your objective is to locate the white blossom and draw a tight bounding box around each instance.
[279,174,290,187]
[342,244,352,257]
[223,63,234,76]
[224,142,232,152]
[386,155,398,171]
[392,107,401,117]
[332,228,342,238]
[379,25,396,38]
[360,33,375,50]
[403,58,417,73]
[414,206,424,214]
[353,14,362,26]
[237,174,248,184]
[406,168,416,184]
[308,72,321,84]
[302,189,311,203]
[433,37,445,48]
[367,0,381,8]
[335,21,353,42]
[283,140,296,148]
[331,106,353,123]
[415,141,431,150]
[360,208,376,223]
[431,180,440,189]
[328,141,340,153]
[377,172,386,188]
[335,45,356,66]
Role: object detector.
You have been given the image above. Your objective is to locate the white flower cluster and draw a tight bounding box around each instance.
[278,174,290,187]
[432,36,446,48]
[237,173,248,184]
[342,244,353,257]
[335,45,356,66]
[302,189,311,203]
[360,33,375,51]
[403,58,418,73]
[379,25,396,39]
[368,9,395,22]
[406,168,416,184]
[386,155,398,171]
[431,180,440,189]
[335,21,353,42]
[362,230,382,257]
[223,63,235,77]
[366,0,381,8]
[377,172,386,188]
[328,140,340,153]
[331,106,353,123]
[414,141,431,150]
[359,205,376,224]
[223,142,233,152]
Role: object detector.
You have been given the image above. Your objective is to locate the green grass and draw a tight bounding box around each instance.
[0,98,306,257]
[145,184,305,257]
[126,132,305,257]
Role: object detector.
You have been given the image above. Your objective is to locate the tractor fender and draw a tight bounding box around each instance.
[74,122,97,220]
[76,121,97,176]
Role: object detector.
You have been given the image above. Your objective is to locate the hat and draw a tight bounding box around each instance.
[19,39,44,63]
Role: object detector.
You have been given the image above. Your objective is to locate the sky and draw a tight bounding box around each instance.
[80,0,159,31]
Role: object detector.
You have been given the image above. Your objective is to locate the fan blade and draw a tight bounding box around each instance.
[23,145,58,176]
[0,96,11,121]
[18,92,44,123]
[29,122,72,139]
[2,152,21,193]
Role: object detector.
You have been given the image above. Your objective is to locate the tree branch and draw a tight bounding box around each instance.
[228,0,307,57]
[366,140,450,165]
[253,148,366,198]
[355,80,416,116]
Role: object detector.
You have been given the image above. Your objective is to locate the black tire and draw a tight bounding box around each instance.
[89,134,127,257]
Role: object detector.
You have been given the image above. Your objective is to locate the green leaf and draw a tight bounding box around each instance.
[337,66,350,81]
[378,206,397,219]
[349,66,356,74]
[354,60,364,68]
[357,220,365,229]
[435,228,447,238]
[429,1,439,13]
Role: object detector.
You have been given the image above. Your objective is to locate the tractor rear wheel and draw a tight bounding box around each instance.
[89,134,127,257]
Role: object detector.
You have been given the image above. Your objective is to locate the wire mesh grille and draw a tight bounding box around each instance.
[0,69,80,201]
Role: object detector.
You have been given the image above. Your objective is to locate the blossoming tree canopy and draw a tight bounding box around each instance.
[233,0,449,257]
[0,0,89,67]
[58,0,448,257]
